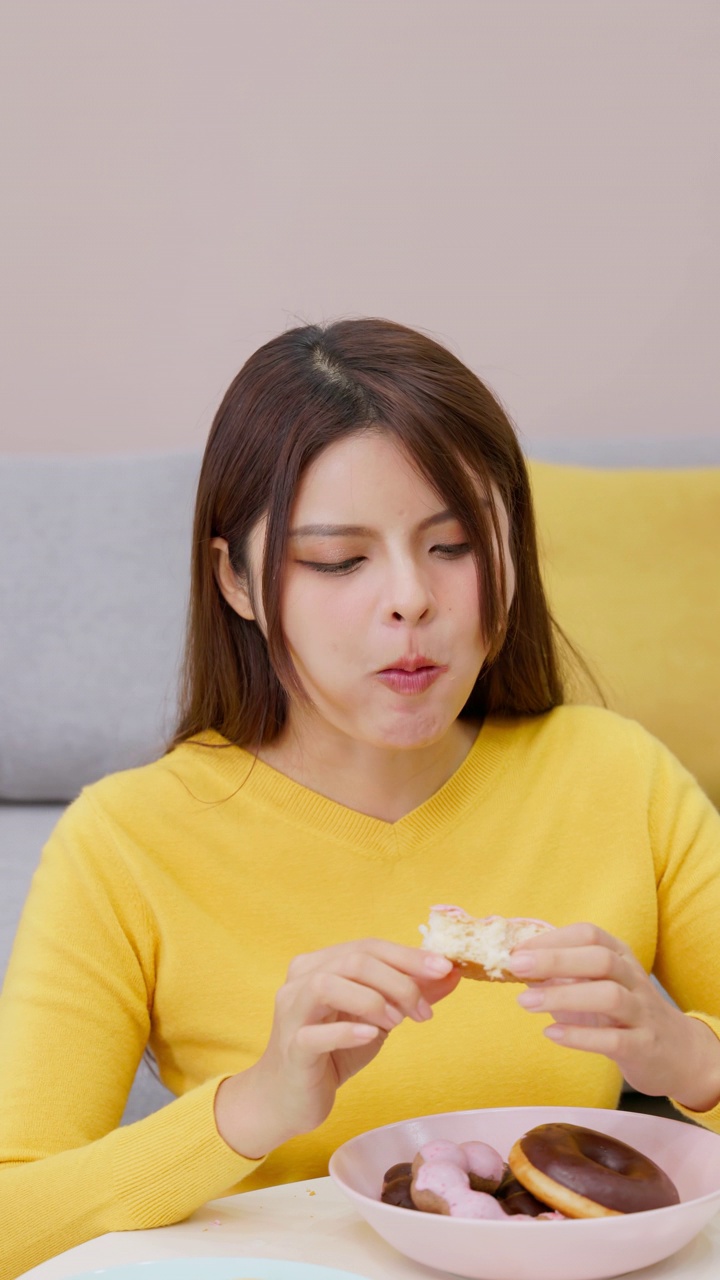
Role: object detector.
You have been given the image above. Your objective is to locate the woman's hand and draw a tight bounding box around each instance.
[215,939,459,1159]
[507,922,720,1112]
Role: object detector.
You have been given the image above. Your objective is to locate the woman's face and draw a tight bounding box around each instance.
[217,430,515,752]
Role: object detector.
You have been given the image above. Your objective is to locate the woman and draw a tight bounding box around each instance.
[2,317,720,1277]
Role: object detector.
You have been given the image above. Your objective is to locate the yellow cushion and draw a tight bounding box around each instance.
[528,462,720,807]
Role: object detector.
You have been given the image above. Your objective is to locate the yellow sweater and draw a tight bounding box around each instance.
[2,706,720,1277]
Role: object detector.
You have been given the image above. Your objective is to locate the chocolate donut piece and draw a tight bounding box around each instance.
[381,1161,417,1210]
[495,1171,553,1217]
[509,1123,680,1218]
[467,1169,504,1195]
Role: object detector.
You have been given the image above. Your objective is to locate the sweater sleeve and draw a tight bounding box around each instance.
[639,729,720,1129]
[0,791,265,1280]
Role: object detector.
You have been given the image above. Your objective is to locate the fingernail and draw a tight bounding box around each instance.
[507,951,535,976]
[517,990,543,1009]
[416,998,433,1021]
[423,953,453,976]
[544,1025,564,1041]
[353,1024,379,1040]
[384,1003,404,1027]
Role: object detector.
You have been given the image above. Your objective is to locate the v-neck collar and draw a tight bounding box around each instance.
[179,717,518,861]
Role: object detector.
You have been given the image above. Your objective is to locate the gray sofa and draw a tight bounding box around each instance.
[2,438,719,1126]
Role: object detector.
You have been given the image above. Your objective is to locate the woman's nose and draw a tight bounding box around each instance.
[385,562,434,625]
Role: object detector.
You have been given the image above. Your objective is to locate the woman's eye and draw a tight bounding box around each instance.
[298,557,365,575]
[433,542,471,558]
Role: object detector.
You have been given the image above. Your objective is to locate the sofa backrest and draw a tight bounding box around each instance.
[1,441,718,806]
[0,452,202,801]
[529,460,720,806]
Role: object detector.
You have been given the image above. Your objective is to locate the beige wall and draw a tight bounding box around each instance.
[1,0,717,455]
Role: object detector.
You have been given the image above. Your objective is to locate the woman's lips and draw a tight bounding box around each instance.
[375,666,447,695]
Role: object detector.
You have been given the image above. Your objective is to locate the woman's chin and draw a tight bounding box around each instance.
[293,691,470,754]
[362,713,460,752]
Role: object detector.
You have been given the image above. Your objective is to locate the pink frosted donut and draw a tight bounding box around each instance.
[411,1159,510,1219]
[411,1139,505,1195]
[410,1139,507,1217]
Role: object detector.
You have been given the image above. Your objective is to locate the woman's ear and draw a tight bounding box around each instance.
[210,537,256,621]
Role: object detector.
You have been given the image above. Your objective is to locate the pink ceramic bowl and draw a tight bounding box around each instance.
[329,1105,720,1280]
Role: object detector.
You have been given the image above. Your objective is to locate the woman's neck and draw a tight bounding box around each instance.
[254,718,481,823]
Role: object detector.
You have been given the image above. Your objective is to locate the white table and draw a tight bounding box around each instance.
[23,1176,720,1280]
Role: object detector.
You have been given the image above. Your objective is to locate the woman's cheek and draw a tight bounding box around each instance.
[283,575,364,652]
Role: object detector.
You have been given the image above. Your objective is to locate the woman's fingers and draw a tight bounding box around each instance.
[272,945,459,1067]
[542,1023,630,1056]
[292,1020,382,1062]
[551,1009,617,1028]
[286,942,455,1023]
[289,939,454,986]
[518,978,636,1024]
[507,943,639,987]
[511,924,651,1040]
[281,969,417,1034]
[422,964,463,1006]
[518,922,629,955]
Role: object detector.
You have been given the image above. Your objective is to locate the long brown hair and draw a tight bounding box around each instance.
[166,317,598,756]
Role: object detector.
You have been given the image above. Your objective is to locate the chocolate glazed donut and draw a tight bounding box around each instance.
[508,1123,680,1219]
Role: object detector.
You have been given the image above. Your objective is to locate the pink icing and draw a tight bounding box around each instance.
[461,1141,506,1182]
[417,1139,504,1184]
[430,905,473,918]
[429,906,552,929]
[414,1160,508,1220]
[418,1139,465,1164]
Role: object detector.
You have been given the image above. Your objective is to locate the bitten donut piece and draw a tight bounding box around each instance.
[508,1123,681,1219]
[419,904,553,981]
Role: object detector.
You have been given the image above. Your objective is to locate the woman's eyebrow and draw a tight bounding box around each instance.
[288,509,460,538]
